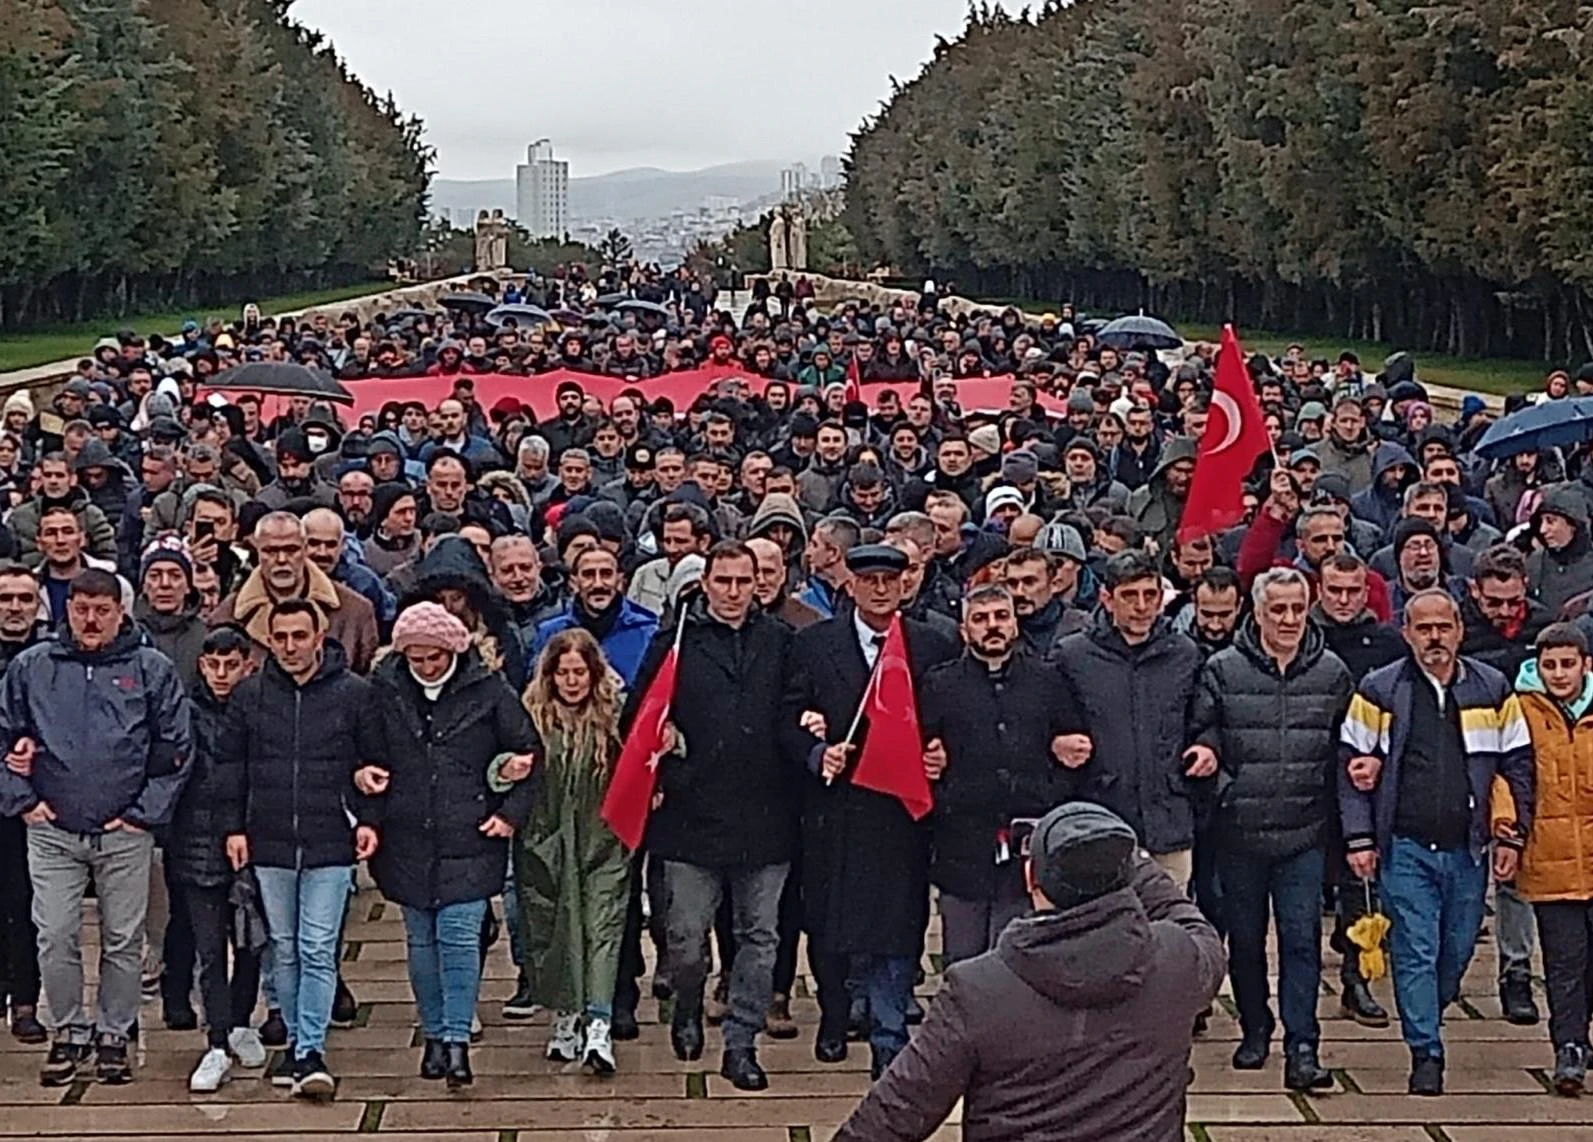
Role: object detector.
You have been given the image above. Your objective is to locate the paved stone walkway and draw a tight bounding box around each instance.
[0,885,1586,1140]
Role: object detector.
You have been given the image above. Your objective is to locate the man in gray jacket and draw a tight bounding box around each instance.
[0,569,192,1087]
[832,803,1225,1142]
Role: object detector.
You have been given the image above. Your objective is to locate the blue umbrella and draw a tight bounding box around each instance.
[1096,313,1181,350]
[1475,396,1593,460]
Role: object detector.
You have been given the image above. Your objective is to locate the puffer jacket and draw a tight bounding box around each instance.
[366,649,541,910]
[1511,664,1593,903]
[831,855,1225,1142]
[1053,613,1204,854]
[1189,620,1355,859]
[0,621,191,834]
[216,639,382,870]
[164,679,236,889]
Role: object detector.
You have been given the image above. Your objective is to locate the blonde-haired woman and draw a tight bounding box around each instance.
[505,627,629,1074]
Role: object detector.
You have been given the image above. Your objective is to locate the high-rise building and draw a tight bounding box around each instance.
[516,139,569,240]
[780,163,809,201]
[820,154,841,188]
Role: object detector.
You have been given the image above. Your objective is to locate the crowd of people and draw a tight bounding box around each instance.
[8,266,1593,1136]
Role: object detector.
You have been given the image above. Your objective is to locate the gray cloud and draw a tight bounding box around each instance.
[290,0,974,177]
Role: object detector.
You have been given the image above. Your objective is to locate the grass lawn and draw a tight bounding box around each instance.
[971,296,1554,397]
[0,281,391,373]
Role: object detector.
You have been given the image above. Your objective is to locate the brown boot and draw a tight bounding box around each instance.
[765,993,799,1040]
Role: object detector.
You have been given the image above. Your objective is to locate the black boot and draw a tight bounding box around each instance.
[670,1008,703,1062]
[611,1004,640,1041]
[1408,1053,1444,1096]
[1284,1044,1334,1092]
[1501,976,1540,1026]
[419,1038,447,1080]
[1232,1032,1269,1071]
[444,1042,472,1090]
[1340,977,1390,1028]
[870,1044,901,1082]
[721,1047,768,1091]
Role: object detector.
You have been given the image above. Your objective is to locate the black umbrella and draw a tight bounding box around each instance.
[595,292,629,308]
[383,307,432,326]
[615,298,670,318]
[549,307,585,325]
[440,291,496,314]
[1096,313,1181,350]
[209,361,354,405]
[485,304,553,328]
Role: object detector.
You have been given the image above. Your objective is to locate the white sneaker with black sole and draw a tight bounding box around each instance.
[583,1018,616,1075]
[228,1027,267,1069]
[188,1047,232,1093]
[546,1012,583,1063]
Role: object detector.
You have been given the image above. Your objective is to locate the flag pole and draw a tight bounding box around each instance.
[826,626,886,786]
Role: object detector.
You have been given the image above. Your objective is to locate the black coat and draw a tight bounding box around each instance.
[632,598,797,870]
[217,640,382,870]
[1461,592,1553,683]
[1053,613,1204,855]
[164,680,235,889]
[366,650,541,910]
[1315,609,1406,682]
[921,650,1086,900]
[782,613,959,956]
[1189,621,1355,860]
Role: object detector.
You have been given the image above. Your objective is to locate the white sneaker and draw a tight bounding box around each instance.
[227,1027,267,1069]
[583,1017,616,1075]
[546,1012,583,1063]
[470,1013,483,1042]
[188,1047,232,1093]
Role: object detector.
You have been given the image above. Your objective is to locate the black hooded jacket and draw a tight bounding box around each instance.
[401,536,528,693]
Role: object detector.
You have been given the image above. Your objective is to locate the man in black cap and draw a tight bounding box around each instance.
[785,543,958,1078]
[831,803,1225,1142]
[541,380,592,460]
[254,429,335,512]
[599,443,657,515]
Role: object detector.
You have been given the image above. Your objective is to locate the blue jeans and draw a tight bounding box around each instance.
[1218,844,1324,1053]
[401,900,489,1043]
[256,865,352,1059]
[1380,837,1488,1060]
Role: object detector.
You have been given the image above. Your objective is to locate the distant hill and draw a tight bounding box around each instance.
[431,160,797,224]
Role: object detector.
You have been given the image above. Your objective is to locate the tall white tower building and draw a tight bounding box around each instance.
[516,139,569,240]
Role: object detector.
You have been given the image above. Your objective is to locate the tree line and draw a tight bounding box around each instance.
[843,0,1593,362]
[0,0,431,333]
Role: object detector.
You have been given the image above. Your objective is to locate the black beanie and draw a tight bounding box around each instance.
[370,482,414,530]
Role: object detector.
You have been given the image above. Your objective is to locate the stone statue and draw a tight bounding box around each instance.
[769,202,808,272]
[475,210,510,271]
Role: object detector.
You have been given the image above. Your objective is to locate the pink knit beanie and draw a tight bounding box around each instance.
[392,601,471,655]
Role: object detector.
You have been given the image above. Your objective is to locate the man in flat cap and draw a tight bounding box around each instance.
[783,543,959,1079]
[832,804,1225,1142]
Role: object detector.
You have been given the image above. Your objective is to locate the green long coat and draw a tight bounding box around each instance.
[510,722,630,1015]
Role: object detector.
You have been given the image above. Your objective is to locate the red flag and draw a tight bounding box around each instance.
[850,615,932,820]
[844,353,863,405]
[600,623,684,850]
[1177,324,1272,542]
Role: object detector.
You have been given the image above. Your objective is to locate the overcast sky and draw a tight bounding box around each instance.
[291,0,976,180]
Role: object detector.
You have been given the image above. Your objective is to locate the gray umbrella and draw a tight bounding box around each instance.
[440,291,497,314]
[615,298,670,318]
[1096,314,1182,350]
[485,304,553,328]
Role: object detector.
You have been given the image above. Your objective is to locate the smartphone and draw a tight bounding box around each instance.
[1010,817,1042,859]
[193,521,215,542]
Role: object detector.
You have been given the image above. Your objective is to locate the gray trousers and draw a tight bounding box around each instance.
[29,823,153,1044]
[940,873,1032,967]
[1496,881,1538,984]
[661,860,787,1052]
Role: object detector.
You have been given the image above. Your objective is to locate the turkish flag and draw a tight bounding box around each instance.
[850,615,933,821]
[600,624,683,850]
[1177,324,1272,542]
[844,354,863,405]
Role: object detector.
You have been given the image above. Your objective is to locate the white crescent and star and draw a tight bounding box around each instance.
[1209,390,1243,453]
